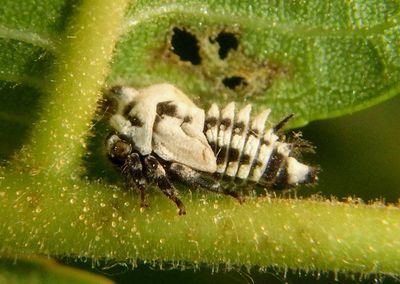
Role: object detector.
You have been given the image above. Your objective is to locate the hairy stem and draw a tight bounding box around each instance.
[17,0,128,175]
[0,174,399,275]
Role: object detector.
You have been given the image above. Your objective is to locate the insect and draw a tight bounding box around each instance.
[106,83,317,215]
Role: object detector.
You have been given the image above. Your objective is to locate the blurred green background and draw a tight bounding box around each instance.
[304,95,400,203]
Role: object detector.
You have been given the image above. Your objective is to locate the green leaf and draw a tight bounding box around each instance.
[0,256,113,284]
[0,0,70,158]
[108,0,400,126]
[0,0,68,85]
[1,0,128,172]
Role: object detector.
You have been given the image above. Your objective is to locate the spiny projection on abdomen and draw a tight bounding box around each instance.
[204,103,317,190]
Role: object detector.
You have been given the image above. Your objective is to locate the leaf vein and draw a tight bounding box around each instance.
[0,25,56,51]
[124,3,400,38]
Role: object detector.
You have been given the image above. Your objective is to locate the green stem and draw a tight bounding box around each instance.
[17,0,128,175]
[1,174,399,275]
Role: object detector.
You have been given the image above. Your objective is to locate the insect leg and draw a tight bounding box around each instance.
[168,163,243,203]
[143,155,186,215]
[122,152,149,208]
[106,133,149,208]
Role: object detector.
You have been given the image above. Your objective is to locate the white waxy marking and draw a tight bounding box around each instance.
[205,104,220,151]
[110,83,217,172]
[216,102,235,173]
[237,109,271,179]
[153,115,216,173]
[111,84,193,154]
[248,129,279,182]
[109,114,133,137]
[109,87,139,141]
[277,142,291,156]
[115,87,138,111]
[287,157,311,185]
[225,104,252,177]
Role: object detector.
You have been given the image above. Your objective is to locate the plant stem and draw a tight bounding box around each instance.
[17,0,128,175]
[1,175,399,275]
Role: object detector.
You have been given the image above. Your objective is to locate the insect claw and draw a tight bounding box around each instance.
[231,193,244,204]
[178,206,186,215]
[224,189,244,204]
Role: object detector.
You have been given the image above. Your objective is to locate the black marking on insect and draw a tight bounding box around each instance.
[156,101,176,116]
[128,115,144,128]
[106,84,318,215]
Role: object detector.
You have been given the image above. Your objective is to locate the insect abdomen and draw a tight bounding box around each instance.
[204,103,317,189]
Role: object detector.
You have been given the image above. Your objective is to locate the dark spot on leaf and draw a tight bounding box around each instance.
[158,26,289,99]
[214,32,238,59]
[222,76,247,90]
[171,27,201,65]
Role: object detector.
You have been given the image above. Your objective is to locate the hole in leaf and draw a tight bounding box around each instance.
[214,32,239,59]
[222,76,247,90]
[171,27,201,65]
